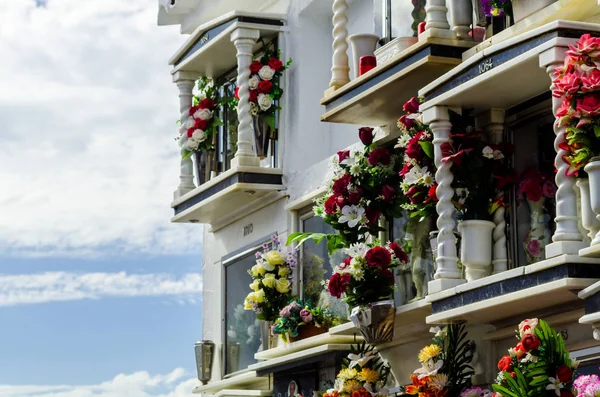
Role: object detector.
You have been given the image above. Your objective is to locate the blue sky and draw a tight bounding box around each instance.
[0,0,204,395]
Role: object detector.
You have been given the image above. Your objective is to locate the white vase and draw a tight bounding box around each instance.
[584,160,600,246]
[576,179,600,244]
[348,33,379,79]
[511,0,557,23]
[459,220,495,281]
[523,198,552,264]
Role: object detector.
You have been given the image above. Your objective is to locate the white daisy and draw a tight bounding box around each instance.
[395,134,411,148]
[422,172,435,187]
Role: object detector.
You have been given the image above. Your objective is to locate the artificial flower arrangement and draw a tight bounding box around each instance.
[442,110,512,221]
[322,343,391,397]
[404,324,476,397]
[233,45,292,129]
[518,168,557,203]
[244,234,295,322]
[574,374,600,396]
[396,97,438,221]
[326,241,408,308]
[179,77,223,158]
[271,299,342,343]
[288,127,405,253]
[553,34,600,177]
[480,0,512,17]
[493,318,578,397]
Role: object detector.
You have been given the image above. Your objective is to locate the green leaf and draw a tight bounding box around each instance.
[594,124,600,138]
[419,141,434,159]
[182,149,192,159]
[493,384,519,397]
[264,113,277,130]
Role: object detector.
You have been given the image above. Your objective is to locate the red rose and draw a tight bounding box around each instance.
[556,365,573,383]
[388,241,408,263]
[199,98,215,109]
[250,61,263,74]
[249,89,258,103]
[268,57,283,71]
[258,80,273,94]
[520,179,543,202]
[324,195,339,215]
[405,136,423,160]
[576,94,600,117]
[332,174,352,194]
[340,257,352,270]
[380,268,394,285]
[403,97,420,114]
[195,119,209,131]
[497,355,513,372]
[337,150,350,163]
[381,185,395,202]
[365,207,380,226]
[234,87,240,100]
[368,148,391,166]
[406,185,425,204]
[365,246,392,268]
[398,114,416,130]
[189,105,200,116]
[328,273,350,298]
[348,188,362,205]
[358,127,374,146]
[561,390,574,397]
[520,334,541,352]
[187,128,195,138]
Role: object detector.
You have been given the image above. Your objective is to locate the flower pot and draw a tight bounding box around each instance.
[348,34,379,79]
[459,220,495,281]
[374,36,417,66]
[512,0,557,23]
[288,324,327,343]
[251,114,275,159]
[349,299,395,344]
[577,179,600,244]
[523,198,552,264]
[585,160,600,246]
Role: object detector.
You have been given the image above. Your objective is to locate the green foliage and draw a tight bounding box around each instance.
[287,232,346,255]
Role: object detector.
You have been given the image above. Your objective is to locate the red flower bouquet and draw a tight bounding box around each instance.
[518,168,557,203]
[553,34,600,176]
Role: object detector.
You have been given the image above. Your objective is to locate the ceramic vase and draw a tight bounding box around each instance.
[576,179,600,244]
[459,220,495,281]
[349,299,395,344]
[585,160,600,246]
[348,34,379,79]
[523,198,551,264]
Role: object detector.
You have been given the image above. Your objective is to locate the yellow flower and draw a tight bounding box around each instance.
[418,344,442,363]
[262,273,277,288]
[341,380,362,393]
[249,279,261,291]
[263,250,285,266]
[358,368,379,384]
[275,278,291,294]
[254,289,265,303]
[251,264,266,277]
[338,368,358,380]
[278,266,290,277]
[244,299,253,310]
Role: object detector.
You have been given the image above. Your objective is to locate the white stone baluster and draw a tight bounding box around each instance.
[173,72,197,199]
[481,109,508,274]
[450,0,474,40]
[425,0,450,31]
[231,28,260,168]
[327,0,350,94]
[423,106,465,293]
[540,46,586,257]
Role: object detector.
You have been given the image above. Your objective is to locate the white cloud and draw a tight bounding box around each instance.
[0,0,203,257]
[0,368,199,397]
[0,271,202,306]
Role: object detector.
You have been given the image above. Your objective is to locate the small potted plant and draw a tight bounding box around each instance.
[326,241,408,344]
[272,300,341,343]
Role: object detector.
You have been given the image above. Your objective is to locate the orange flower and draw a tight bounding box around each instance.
[350,389,370,397]
[406,375,429,395]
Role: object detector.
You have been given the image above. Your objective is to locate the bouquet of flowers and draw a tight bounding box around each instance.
[405,324,475,397]
[553,34,600,177]
[244,234,296,322]
[574,374,600,396]
[322,343,391,397]
[272,299,342,343]
[396,97,438,221]
[480,0,512,17]
[233,46,292,129]
[493,318,578,397]
[179,77,223,158]
[443,110,511,221]
[518,168,557,203]
[326,242,408,308]
[288,127,405,253]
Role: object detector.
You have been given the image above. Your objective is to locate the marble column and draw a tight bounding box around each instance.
[173,71,197,199]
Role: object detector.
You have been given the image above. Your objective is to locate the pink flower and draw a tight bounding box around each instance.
[542,181,557,198]
[576,94,600,117]
[299,309,313,323]
[554,72,581,97]
[527,239,541,258]
[581,68,600,93]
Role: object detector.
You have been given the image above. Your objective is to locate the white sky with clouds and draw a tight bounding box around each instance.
[0,0,204,394]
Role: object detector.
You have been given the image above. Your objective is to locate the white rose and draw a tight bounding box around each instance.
[191,129,206,142]
[258,65,275,81]
[257,93,273,111]
[185,116,196,129]
[248,75,259,89]
[186,138,200,151]
[193,108,213,121]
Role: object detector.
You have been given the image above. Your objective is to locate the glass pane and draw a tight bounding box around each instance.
[389,212,435,306]
[301,215,348,318]
[390,0,422,38]
[225,251,262,375]
[511,112,557,266]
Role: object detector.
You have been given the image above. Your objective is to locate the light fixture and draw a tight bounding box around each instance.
[194,340,215,385]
